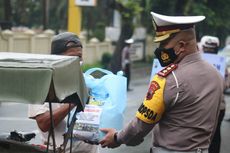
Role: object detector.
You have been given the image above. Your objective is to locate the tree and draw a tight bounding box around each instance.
[81,0,114,40]
[49,0,67,32]
[3,0,12,21]
[42,0,50,30]
[147,0,230,47]
[110,0,143,73]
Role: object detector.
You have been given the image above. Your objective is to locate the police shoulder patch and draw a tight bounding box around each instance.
[157,63,177,77]
[136,75,166,124]
[146,81,160,100]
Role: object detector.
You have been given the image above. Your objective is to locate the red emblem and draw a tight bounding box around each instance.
[146,81,160,100]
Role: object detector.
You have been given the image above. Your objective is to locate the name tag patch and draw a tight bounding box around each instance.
[138,103,158,121]
[136,75,166,124]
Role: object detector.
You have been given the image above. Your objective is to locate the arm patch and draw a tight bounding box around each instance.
[136,75,166,124]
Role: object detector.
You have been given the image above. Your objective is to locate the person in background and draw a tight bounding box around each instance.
[122,38,134,91]
[200,35,228,153]
[99,12,223,153]
[28,32,98,153]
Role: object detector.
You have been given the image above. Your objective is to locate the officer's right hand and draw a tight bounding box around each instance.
[99,128,121,149]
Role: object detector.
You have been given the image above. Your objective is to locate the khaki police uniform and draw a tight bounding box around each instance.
[102,12,225,153]
[116,52,223,153]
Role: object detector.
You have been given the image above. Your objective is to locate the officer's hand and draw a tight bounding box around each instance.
[99,128,121,148]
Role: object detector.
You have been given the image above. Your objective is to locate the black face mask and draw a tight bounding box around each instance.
[154,47,178,67]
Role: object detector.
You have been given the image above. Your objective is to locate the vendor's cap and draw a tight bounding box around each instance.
[200,35,219,48]
[51,32,82,55]
[150,12,205,42]
[125,38,134,44]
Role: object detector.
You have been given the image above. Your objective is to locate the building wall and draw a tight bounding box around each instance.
[0,29,154,64]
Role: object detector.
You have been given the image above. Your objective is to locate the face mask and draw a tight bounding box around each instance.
[154,47,177,67]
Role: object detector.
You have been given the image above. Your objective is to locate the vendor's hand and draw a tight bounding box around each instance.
[99,128,121,148]
[64,103,76,109]
[83,140,99,145]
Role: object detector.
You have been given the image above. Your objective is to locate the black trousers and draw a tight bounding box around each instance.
[124,63,131,90]
[209,109,225,153]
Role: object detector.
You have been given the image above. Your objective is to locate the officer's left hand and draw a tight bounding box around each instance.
[99,128,121,148]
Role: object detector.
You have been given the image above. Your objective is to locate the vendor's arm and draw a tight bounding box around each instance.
[29,103,75,132]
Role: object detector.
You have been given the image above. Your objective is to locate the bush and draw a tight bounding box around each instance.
[82,62,103,72]
[92,22,105,41]
[101,52,112,69]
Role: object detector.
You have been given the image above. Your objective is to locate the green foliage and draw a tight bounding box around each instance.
[82,52,112,72]
[81,62,103,72]
[49,0,67,30]
[82,0,113,40]
[143,0,230,47]
[2,0,230,47]
[92,22,106,41]
[11,0,42,27]
[116,0,143,18]
[101,52,112,69]
[0,1,4,19]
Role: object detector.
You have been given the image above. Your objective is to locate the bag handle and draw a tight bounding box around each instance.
[84,68,113,76]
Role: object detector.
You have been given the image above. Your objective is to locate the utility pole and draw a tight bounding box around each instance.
[68,0,82,35]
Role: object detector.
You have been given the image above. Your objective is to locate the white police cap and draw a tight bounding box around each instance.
[150,12,205,42]
[200,35,219,48]
[125,38,134,44]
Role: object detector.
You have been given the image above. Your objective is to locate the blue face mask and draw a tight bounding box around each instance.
[154,47,178,67]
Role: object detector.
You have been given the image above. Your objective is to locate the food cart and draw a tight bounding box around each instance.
[0,52,89,153]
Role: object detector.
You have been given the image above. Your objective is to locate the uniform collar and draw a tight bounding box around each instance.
[178,52,202,65]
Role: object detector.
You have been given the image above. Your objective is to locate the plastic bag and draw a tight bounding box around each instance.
[83,68,127,141]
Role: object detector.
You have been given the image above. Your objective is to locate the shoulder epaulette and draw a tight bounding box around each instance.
[157,64,177,77]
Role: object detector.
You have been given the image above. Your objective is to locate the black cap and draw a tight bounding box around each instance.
[51,32,81,55]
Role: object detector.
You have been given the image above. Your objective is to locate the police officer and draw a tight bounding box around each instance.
[200,35,227,153]
[99,12,224,153]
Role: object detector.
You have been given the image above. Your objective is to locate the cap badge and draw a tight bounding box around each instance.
[161,51,170,62]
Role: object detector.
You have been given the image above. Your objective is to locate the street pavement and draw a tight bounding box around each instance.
[0,67,230,153]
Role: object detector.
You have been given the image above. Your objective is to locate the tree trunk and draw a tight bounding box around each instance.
[4,0,12,21]
[110,19,133,73]
[42,0,50,30]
